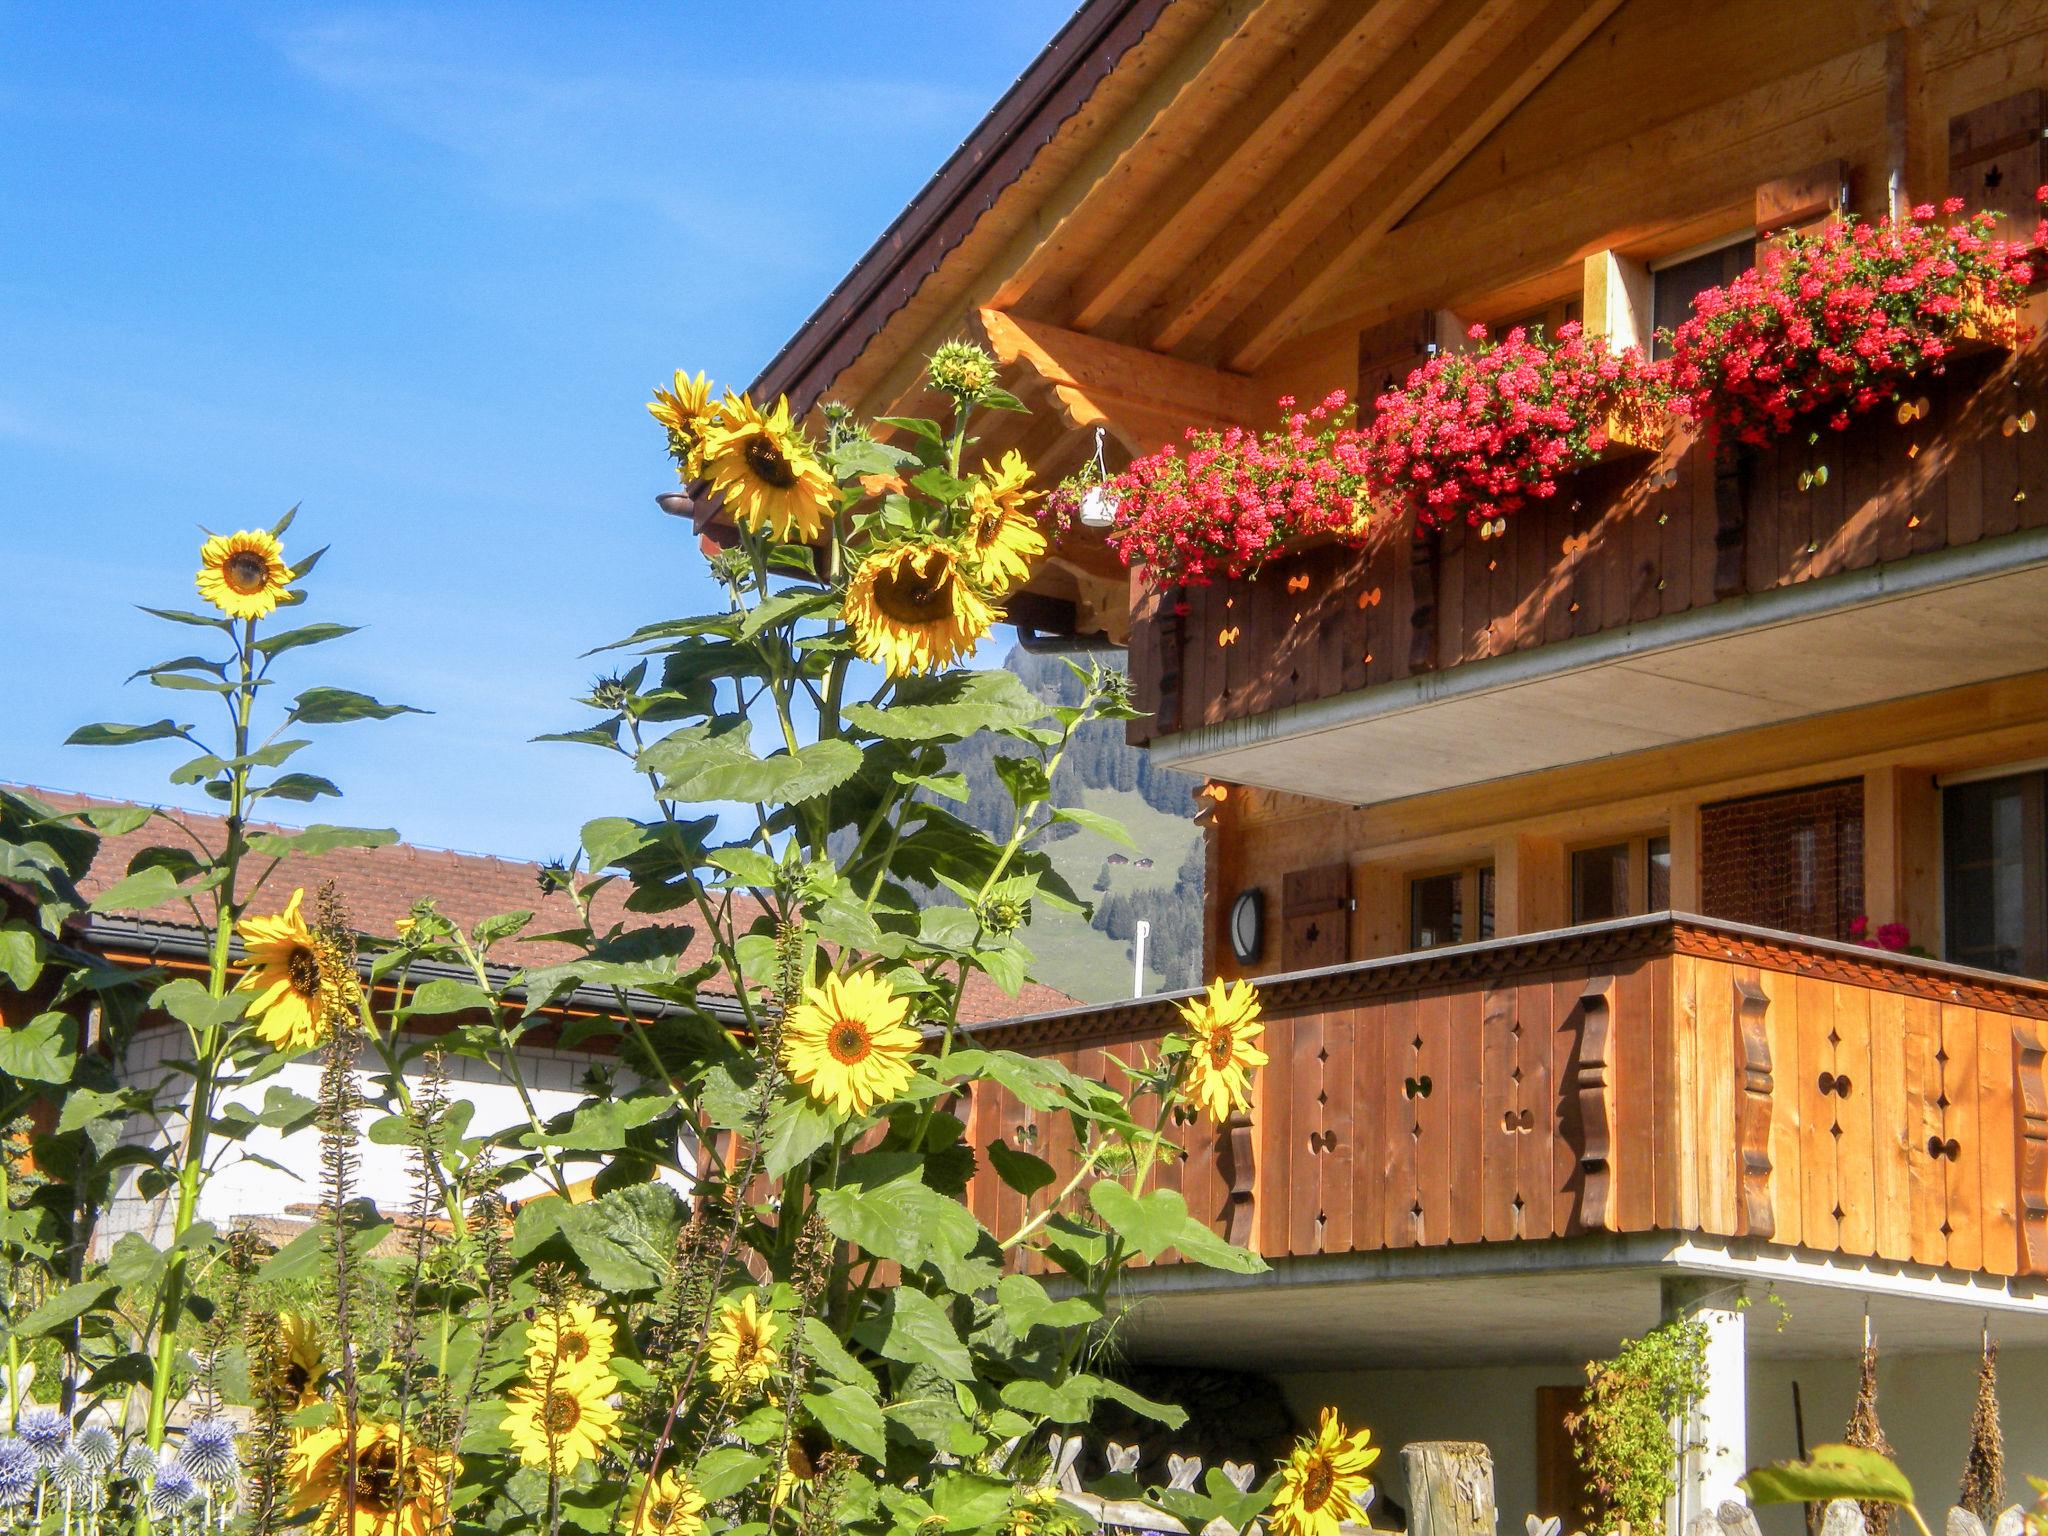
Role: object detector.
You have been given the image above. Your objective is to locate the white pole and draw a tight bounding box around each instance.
[1132,920,1151,997]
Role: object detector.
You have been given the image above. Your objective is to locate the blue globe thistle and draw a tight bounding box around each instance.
[73,1425,117,1475]
[52,1446,94,1503]
[175,1417,239,1490]
[120,1440,157,1483]
[0,1439,36,1506]
[146,1461,197,1522]
[16,1406,69,1464]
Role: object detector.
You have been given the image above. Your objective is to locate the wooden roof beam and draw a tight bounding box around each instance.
[1140,0,1515,356]
[1021,0,1431,335]
[1218,0,1627,371]
[976,306,1271,456]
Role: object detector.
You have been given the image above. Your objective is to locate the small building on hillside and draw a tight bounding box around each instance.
[749,0,2048,1528]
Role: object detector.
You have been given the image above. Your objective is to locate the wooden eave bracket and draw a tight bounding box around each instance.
[975,307,1269,456]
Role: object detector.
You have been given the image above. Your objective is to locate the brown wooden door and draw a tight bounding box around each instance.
[1282,864,1351,970]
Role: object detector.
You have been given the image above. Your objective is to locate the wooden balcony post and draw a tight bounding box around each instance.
[1733,976,1776,1240]
[1574,977,1617,1231]
[2016,1022,2048,1275]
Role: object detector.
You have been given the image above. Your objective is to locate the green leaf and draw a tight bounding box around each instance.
[254,773,341,803]
[845,670,1047,742]
[262,1207,392,1282]
[928,1472,1016,1531]
[152,978,248,1033]
[799,1316,877,1393]
[1049,805,1138,849]
[556,1182,686,1292]
[0,1012,76,1084]
[57,1087,140,1135]
[995,1274,1097,1335]
[66,720,187,748]
[856,1287,973,1382]
[581,816,652,871]
[894,770,969,803]
[762,1095,836,1179]
[1741,1446,1916,1508]
[14,1280,117,1340]
[254,622,360,657]
[1087,1183,1265,1274]
[815,1155,986,1289]
[693,1448,772,1503]
[138,605,232,630]
[404,978,497,1017]
[69,805,155,835]
[244,824,398,859]
[641,726,863,806]
[986,1140,1055,1196]
[528,1096,668,1153]
[0,924,45,990]
[738,587,837,641]
[288,687,426,724]
[802,1384,888,1463]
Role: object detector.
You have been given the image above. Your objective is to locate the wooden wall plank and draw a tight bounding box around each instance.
[1615,961,1658,1232]
[1832,984,1877,1258]
[1288,1009,1326,1256]
[1321,1006,1357,1254]
[1256,1013,1291,1255]
[1943,1001,1985,1274]
[1762,965,1804,1247]
[1516,975,1556,1240]
[1796,973,1842,1251]
[1868,990,1915,1263]
[1671,951,1702,1231]
[1482,984,1521,1242]
[1976,1007,2020,1277]
[1448,983,1486,1243]
[1385,997,1420,1248]
[1353,1000,1387,1251]
[1414,989,1453,1247]
[1554,973,1589,1236]
[1904,995,1950,1268]
[1694,960,1739,1235]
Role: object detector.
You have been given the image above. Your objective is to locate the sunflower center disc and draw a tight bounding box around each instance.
[873,560,956,625]
[1208,1030,1233,1068]
[287,946,322,999]
[1301,1455,1334,1512]
[357,1445,403,1512]
[224,551,270,593]
[828,1022,870,1063]
[744,435,798,489]
[543,1392,581,1435]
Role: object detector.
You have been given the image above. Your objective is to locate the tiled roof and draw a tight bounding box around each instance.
[12,785,1075,1025]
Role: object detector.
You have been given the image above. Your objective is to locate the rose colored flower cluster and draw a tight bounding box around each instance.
[1847,914,1913,952]
[1361,322,1662,531]
[1103,392,1372,585]
[1663,198,2039,445]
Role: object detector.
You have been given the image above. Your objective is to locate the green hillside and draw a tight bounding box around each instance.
[950,648,1205,1004]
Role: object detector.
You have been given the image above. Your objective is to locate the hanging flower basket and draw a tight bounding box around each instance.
[1100,391,1374,587]
[1661,197,2040,446]
[1362,321,1667,532]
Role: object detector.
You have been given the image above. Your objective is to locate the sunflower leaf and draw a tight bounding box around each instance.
[641,727,861,807]
[138,605,234,630]
[801,1385,888,1463]
[853,1286,973,1382]
[251,773,341,803]
[254,622,360,658]
[88,865,188,914]
[1049,805,1137,849]
[126,655,226,683]
[66,720,189,748]
[1741,1446,1916,1508]
[0,1011,76,1084]
[1087,1183,1267,1274]
[287,687,425,724]
[243,824,397,858]
[844,670,1045,742]
[0,924,46,991]
[738,587,835,641]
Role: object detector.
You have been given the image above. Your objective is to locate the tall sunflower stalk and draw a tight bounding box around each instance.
[62,512,415,1459]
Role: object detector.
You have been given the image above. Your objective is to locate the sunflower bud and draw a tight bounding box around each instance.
[928,341,997,402]
[977,896,1029,936]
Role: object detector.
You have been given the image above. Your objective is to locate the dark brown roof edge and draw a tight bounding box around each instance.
[748,0,1174,414]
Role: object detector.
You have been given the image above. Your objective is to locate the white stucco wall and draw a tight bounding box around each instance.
[103,1024,671,1248]
[1278,1349,2048,1533]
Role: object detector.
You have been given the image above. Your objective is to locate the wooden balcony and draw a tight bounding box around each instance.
[1124,341,2048,802]
[965,915,2048,1282]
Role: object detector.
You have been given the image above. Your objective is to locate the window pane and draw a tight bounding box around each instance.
[1651,239,1757,358]
[1410,873,1461,950]
[1699,780,1864,940]
[1572,844,1631,923]
[1647,837,1672,910]
[1944,775,2043,976]
[1478,866,1496,940]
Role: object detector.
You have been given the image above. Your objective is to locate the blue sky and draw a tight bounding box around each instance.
[1,2,1073,860]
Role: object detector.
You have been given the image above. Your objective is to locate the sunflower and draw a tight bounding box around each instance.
[630,1469,706,1536]
[772,1426,831,1511]
[287,1420,457,1536]
[700,394,835,542]
[963,451,1047,593]
[524,1300,616,1384]
[781,970,921,1117]
[648,370,721,480]
[1177,978,1268,1123]
[235,889,358,1053]
[1270,1410,1379,1536]
[843,542,996,678]
[272,1309,324,1405]
[703,1294,779,1396]
[195,529,291,620]
[502,1369,619,1476]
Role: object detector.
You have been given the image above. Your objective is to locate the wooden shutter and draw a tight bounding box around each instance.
[1282,863,1352,970]
[1950,91,2044,228]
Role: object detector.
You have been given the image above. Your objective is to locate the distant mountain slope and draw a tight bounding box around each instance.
[948,648,1205,1002]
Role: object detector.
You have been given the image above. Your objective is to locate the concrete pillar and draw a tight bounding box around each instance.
[1664,1277,1748,1534]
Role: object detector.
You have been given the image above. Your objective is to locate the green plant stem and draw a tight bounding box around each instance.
[145,618,256,1455]
[447,928,571,1198]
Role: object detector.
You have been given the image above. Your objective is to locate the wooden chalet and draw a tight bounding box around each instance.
[754,0,2048,1527]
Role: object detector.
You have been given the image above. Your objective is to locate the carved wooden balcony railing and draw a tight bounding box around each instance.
[1126,343,2048,746]
[964,914,2048,1279]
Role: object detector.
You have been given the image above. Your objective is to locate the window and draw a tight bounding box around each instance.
[1699,781,1863,940]
[1569,835,1674,923]
[1944,771,2048,978]
[1409,864,1496,949]
[1650,237,1757,358]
